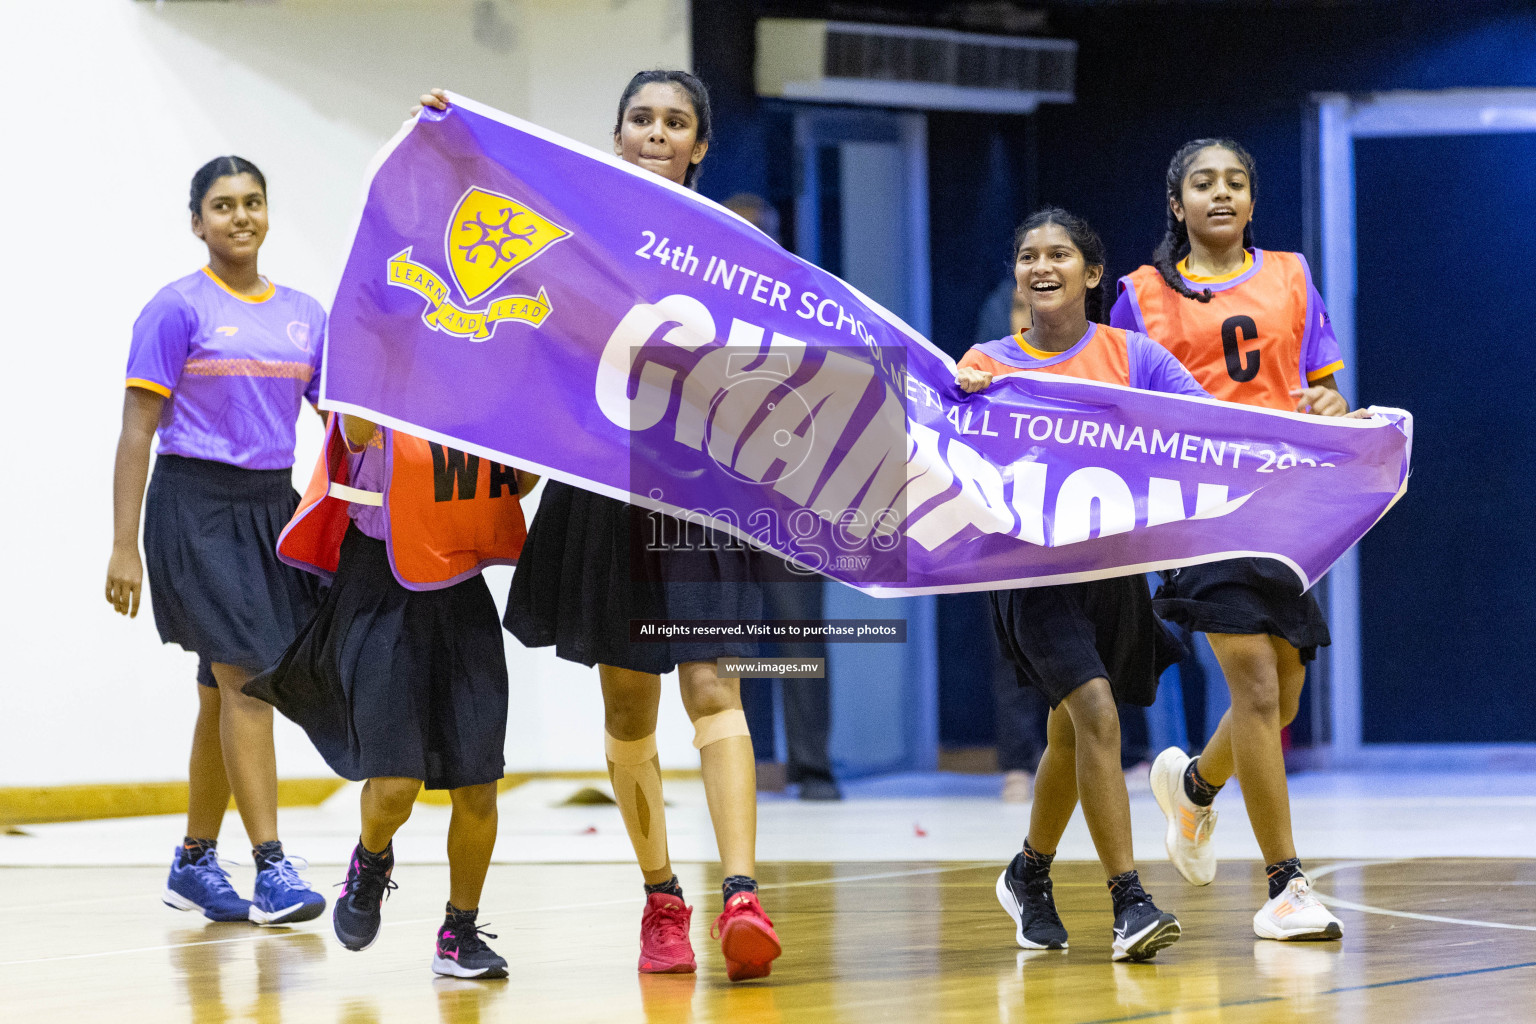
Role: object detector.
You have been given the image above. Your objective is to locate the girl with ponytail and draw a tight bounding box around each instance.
[416,74,780,984]
[108,156,327,927]
[957,208,1206,963]
[1111,140,1350,944]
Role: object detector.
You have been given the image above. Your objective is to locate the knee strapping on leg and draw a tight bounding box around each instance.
[604,731,668,873]
[691,708,750,751]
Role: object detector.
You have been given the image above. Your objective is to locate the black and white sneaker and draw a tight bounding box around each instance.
[995,854,1068,950]
[432,912,508,979]
[1111,894,1181,962]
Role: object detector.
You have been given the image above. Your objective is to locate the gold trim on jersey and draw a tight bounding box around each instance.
[1176,250,1254,284]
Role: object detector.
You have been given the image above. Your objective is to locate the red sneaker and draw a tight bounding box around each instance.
[639,893,696,974]
[711,891,781,981]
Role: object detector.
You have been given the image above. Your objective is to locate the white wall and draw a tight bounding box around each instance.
[0,0,696,786]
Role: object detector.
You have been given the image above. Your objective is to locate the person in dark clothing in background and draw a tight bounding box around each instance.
[743,555,841,801]
[725,193,841,802]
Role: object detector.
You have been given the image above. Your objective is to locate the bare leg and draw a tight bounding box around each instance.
[360,776,421,853]
[1060,678,1135,878]
[186,683,231,840]
[1024,703,1080,855]
[1197,634,1304,865]
[599,665,674,887]
[447,782,499,910]
[679,661,756,880]
[210,663,278,847]
[1197,637,1308,788]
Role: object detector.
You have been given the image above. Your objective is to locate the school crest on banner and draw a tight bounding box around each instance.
[386,186,569,340]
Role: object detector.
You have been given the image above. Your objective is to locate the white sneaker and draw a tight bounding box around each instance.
[1253,876,1344,941]
[1149,747,1218,886]
[1000,771,1034,803]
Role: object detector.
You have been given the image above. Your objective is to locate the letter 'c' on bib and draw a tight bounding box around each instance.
[604,731,668,873]
[691,709,751,750]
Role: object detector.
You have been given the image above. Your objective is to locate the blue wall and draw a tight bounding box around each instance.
[1355,133,1536,742]
[694,1,1536,748]
[697,2,1536,356]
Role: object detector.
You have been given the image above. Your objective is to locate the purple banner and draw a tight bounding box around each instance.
[321,95,1412,596]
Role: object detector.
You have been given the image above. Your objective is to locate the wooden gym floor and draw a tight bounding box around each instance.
[2,858,1533,1023]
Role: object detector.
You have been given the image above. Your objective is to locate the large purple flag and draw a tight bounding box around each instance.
[321,95,1411,596]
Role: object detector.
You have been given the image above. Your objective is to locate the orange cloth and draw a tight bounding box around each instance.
[1124,250,1315,410]
[957,323,1133,386]
[279,415,527,591]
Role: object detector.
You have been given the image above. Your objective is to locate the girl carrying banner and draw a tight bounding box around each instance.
[244,413,535,978]
[105,157,327,925]
[1110,138,1348,941]
[419,72,780,983]
[957,208,1208,962]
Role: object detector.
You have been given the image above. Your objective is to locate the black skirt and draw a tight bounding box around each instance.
[504,481,762,674]
[142,454,319,674]
[244,526,507,790]
[1153,557,1330,663]
[989,576,1185,708]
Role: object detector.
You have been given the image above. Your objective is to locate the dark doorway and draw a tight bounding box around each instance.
[1355,132,1536,742]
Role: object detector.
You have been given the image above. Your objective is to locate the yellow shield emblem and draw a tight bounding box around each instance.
[444,187,569,303]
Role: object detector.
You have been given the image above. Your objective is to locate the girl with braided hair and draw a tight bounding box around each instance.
[1110,139,1348,942]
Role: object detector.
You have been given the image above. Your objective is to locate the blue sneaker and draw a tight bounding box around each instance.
[249,855,327,925]
[163,845,252,923]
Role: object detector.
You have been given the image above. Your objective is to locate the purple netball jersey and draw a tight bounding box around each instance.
[126,268,326,470]
[345,432,389,542]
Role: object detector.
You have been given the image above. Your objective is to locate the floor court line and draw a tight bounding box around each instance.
[1324,960,1536,992]
[0,863,980,967]
[1314,895,1536,933]
[1076,961,1536,1024]
[1077,998,1285,1024]
[1310,860,1536,933]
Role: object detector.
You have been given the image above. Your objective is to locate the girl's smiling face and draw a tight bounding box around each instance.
[192,173,268,261]
[1014,222,1103,320]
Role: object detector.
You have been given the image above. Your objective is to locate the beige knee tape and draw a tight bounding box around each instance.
[691,708,751,750]
[604,731,668,873]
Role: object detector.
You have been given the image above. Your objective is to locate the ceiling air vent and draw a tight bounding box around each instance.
[756,19,1075,113]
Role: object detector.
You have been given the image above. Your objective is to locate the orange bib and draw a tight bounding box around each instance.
[1125,250,1309,410]
[958,324,1132,386]
[279,415,527,591]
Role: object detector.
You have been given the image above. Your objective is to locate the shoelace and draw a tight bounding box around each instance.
[1286,877,1323,909]
[648,899,691,945]
[334,861,397,904]
[191,850,239,896]
[1190,805,1218,844]
[1110,878,1156,917]
[1019,876,1064,926]
[263,856,313,890]
[710,894,772,939]
[444,921,498,954]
